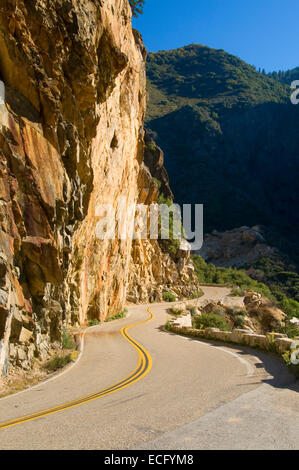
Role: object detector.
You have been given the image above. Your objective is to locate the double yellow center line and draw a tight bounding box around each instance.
[0,308,154,431]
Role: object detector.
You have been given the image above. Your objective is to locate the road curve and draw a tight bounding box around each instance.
[0,286,297,449]
[0,309,154,431]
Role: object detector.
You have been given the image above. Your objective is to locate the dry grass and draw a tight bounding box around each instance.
[0,349,79,399]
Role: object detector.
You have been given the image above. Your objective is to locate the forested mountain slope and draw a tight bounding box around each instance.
[146,44,299,262]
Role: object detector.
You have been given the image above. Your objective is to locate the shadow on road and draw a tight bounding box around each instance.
[158,326,298,391]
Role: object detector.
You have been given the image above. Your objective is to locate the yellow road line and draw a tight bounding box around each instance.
[0,308,154,431]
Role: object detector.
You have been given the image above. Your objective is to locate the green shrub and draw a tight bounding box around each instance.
[277,295,299,318]
[168,307,184,316]
[167,240,180,257]
[153,177,162,189]
[266,332,278,353]
[162,291,177,302]
[278,321,299,339]
[194,313,231,331]
[211,305,226,317]
[88,319,100,326]
[190,289,204,299]
[234,315,246,328]
[282,351,299,378]
[231,286,244,296]
[44,354,72,372]
[105,308,128,322]
[62,328,75,350]
[129,0,145,18]
[188,307,197,316]
[158,193,183,259]
[282,350,292,366]
[230,307,246,316]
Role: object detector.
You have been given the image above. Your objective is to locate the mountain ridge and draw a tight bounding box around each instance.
[145,44,299,264]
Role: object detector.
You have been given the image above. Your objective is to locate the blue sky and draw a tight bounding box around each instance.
[133,0,298,72]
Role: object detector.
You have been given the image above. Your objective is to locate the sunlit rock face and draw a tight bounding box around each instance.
[0,1,197,375]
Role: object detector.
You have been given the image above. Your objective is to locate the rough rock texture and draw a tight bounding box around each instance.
[191,290,286,335]
[128,235,199,303]
[127,135,198,303]
[0,1,197,375]
[197,225,276,267]
[143,130,173,200]
[243,291,286,333]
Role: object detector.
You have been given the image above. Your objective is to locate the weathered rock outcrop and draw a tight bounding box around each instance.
[197,226,276,267]
[0,1,197,375]
[243,291,286,333]
[195,290,286,334]
[127,130,197,303]
[143,130,173,200]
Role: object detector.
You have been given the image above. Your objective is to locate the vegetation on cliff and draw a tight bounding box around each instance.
[194,312,231,332]
[243,257,299,303]
[192,255,299,330]
[129,0,145,17]
[268,66,299,84]
[146,44,288,121]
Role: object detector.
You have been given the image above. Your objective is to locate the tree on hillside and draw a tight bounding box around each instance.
[129,0,145,17]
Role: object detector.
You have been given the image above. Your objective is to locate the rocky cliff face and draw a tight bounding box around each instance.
[0,1,196,375]
[198,226,277,268]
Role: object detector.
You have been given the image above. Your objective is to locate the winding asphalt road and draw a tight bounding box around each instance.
[0,287,298,450]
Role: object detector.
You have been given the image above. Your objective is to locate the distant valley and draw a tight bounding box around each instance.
[145,45,299,265]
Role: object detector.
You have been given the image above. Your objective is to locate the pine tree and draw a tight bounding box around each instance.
[129,0,145,17]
